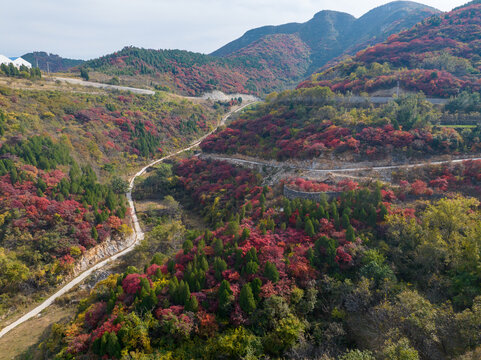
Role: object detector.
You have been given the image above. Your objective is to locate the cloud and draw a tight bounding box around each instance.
[1,0,468,59]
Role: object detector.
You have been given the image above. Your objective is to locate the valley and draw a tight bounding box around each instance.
[3,1,481,359]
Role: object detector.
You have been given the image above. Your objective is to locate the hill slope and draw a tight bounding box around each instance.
[82,1,438,96]
[299,2,481,97]
[83,41,310,96]
[21,52,84,72]
[213,1,440,73]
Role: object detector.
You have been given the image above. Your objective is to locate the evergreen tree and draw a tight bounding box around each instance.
[251,278,262,302]
[373,186,382,205]
[264,261,280,283]
[346,225,355,242]
[178,280,190,305]
[341,213,351,229]
[106,332,121,359]
[331,202,340,228]
[218,280,233,315]
[9,167,17,184]
[91,226,99,241]
[245,261,259,275]
[379,203,388,220]
[80,67,89,80]
[185,295,199,312]
[305,219,315,237]
[296,215,303,230]
[239,283,256,314]
[183,239,194,254]
[368,205,378,227]
[213,238,224,256]
[214,257,227,281]
[245,247,258,264]
[240,227,250,241]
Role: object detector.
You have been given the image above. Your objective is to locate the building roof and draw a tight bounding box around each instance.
[12,57,31,68]
[0,55,12,65]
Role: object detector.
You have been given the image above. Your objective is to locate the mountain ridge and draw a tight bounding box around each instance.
[21,51,84,72]
[79,1,439,96]
[212,1,440,73]
[298,1,481,97]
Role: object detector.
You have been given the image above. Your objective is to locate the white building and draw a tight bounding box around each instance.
[0,55,12,66]
[11,57,32,69]
[0,56,32,69]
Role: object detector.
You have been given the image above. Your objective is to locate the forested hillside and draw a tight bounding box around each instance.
[0,85,219,174]
[299,2,481,97]
[82,44,310,96]
[0,135,128,316]
[0,82,221,319]
[80,2,437,96]
[42,156,481,359]
[21,52,84,73]
[201,86,480,162]
[214,1,439,74]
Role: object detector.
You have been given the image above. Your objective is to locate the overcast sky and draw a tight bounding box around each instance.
[2,0,469,60]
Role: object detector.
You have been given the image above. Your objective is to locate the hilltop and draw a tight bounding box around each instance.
[21,52,84,72]
[80,1,438,96]
[213,1,439,74]
[299,2,481,97]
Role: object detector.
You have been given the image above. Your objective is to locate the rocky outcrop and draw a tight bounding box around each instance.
[71,231,135,278]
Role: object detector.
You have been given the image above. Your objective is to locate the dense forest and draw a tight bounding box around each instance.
[0,63,41,79]
[6,1,481,359]
[81,2,438,97]
[0,86,220,176]
[21,52,84,73]
[201,86,480,161]
[0,135,128,316]
[42,156,481,359]
[83,44,310,96]
[299,2,481,97]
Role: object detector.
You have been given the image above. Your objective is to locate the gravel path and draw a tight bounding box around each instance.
[53,77,156,95]
[0,102,255,339]
[203,154,481,173]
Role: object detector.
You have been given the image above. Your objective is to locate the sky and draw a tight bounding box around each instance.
[2,0,469,60]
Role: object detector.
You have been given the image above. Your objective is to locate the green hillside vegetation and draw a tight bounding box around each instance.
[80,2,438,96]
[214,1,439,74]
[0,84,220,177]
[39,157,481,359]
[22,52,84,73]
[299,2,481,97]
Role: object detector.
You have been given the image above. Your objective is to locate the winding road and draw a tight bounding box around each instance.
[52,77,156,95]
[0,101,256,339]
[0,95,465,338]
[202,154,481,174]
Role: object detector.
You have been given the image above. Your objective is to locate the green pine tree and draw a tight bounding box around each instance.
[346,225,355,242]
[185,295,199,312]
[213,238,224,256]
[218,280,233,315]
[91,226,98,241]
[304,219,315,237]
[341,213,351,229]
[264,261,280,283]
[245,261,259,275]
[239,283,256,314]
[251,278,262,302]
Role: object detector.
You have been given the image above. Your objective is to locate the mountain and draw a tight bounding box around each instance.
[82,1,438,96]
[213,1,440,73]
[298,1,481,97]
[21,51,84,72]
[40,155,481,359]
[82,42,310,96]
[0,81,220,318]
